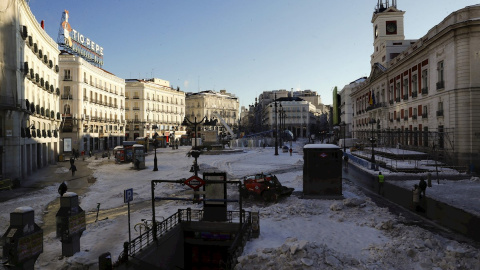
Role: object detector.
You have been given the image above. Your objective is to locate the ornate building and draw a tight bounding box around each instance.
[0,0,61,182]
[352,1,480,170]
[185,90,239,137]
[125,78,185,141]
[59,53,126,153]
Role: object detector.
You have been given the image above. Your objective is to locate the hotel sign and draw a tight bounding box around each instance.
[61,10,104,66]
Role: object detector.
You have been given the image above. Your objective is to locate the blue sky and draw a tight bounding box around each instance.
[29,0,479,108]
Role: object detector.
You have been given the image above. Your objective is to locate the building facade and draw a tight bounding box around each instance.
[339,77,366,138]
[125,78,185,141]
[352,2,480,170]
[59,53,126,154]
[0,0,61,182]
[185,90,239,137]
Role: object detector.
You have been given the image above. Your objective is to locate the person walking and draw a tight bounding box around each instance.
[70,164,77,177]
[378,172,385,195]
[289,148,293,156]
[69,156,75,166]
[58,181,68,196]
[419,177,427,198]
[344,155,349,169]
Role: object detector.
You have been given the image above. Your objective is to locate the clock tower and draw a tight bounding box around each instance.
[371,0,405,67]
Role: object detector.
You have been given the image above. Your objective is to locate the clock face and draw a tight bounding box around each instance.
[386,21,397,34]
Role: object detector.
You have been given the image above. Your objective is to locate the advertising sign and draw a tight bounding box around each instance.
[204,173,226,205]
[60,10,104,66]
[64,137,72,152]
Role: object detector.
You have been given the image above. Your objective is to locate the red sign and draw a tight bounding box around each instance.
[320,153,328,158]
[185,175,205,189]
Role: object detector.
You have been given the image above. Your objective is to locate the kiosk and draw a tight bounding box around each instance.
[132,144,145,169]
[303,144,343,197]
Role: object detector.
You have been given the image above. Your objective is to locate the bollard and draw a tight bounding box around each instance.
[98,252,112,270]
[55,192,86,257]
[1,207,43,270]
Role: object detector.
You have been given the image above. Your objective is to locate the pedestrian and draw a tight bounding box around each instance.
[70,164,77,176]
[378,172,384,195]
[58,181,68,196]
[289,147,293,156]
[70,156,75,166]
[427,172,432,187]
[412,184,420,211]
[89,150,92,157]
[419,177,427,198]
[344,155,349,169]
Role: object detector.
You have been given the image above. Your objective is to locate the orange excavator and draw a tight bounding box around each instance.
[240,173,294,202]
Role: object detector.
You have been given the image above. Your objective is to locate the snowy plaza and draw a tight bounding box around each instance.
[1,142,479,269]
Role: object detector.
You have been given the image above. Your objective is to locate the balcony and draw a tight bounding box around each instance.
[421,87,428,95]
[396,118,400,122]
[412,92,417,98]
[83,96,89,101]
[133,107,140,111]
[404,116,408,121]
[133,96,140,99]
[61,94,73,100]
[422,113,428,118]
[436,81,445,90]
[389,119,393,123]
[389,100,394,105]
[436,110,444,117]
[412,115,417,120]
[63,76,72,81]
[395,97,400,102]
[403,94,408,100]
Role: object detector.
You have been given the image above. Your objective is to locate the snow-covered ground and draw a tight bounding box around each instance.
[0,143,479,269]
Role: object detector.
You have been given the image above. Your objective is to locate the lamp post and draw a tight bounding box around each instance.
[274,93,278,155]
[369,118,377,170]
[152,125,158,171]
[182,116,214,176]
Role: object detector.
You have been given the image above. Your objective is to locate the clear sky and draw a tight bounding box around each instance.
[29,0,479,109]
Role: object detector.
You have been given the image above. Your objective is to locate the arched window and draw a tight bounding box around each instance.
[64,104,71,114]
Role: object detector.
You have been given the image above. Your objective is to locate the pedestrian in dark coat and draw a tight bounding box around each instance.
[70,156,75,166]
[419,177,427,198]
[70,164,77,176]
[58,181,68,196]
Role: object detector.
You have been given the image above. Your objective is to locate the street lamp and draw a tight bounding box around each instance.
[369,118,377,170]
[272,93,279,155]
[152,125,158,171]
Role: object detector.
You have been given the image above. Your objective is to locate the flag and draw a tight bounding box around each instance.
[372,92,376,105]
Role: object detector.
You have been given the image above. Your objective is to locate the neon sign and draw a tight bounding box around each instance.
[60,10,104,66]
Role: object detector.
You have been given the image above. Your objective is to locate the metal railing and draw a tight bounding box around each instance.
[127,209,251,257]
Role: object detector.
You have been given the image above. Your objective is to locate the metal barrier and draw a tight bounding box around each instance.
[0,178,12,190]
[127,209,252,258]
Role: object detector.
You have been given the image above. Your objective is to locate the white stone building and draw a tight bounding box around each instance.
[339,77,366,138]
[125,78,185,141]
[59,53,126,154]
[185,90,239,138]
[351,2,480,170]
[0,0,61,182]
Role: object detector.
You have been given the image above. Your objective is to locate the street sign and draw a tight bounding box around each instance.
[184,175,205,189]
[124,188,133,203]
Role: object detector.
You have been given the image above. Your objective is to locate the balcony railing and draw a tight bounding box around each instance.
[389,100,394,105]
[63,77,72,81]
[421,87,428,95]
[422,113,428,118]
[133,96,140,99]
[412,115,417,120]
[436,81,445,90]
[412,92,417,98]
[133,107,140,110]
[403,94,408,100]
[404,116,408,121]
[61,94,73,100]
[436,110,444,117]
[396,118,400,122]
[395,97,400,102]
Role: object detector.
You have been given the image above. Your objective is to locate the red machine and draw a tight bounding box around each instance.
[240,173,294,202]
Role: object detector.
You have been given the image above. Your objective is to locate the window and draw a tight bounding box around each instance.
[421,69,428,92]
[396,82,401,100]
[403,78,409,99]
[437,61,445,89]
[412,75,418,96]
[64,69,71,80]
